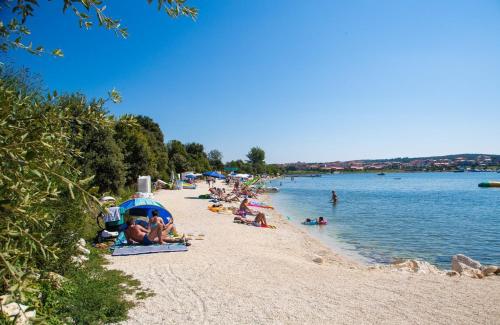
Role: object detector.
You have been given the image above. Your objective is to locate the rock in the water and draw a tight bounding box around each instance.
[482,266,498,277]
[446,271,460,277]
[451,254,482,273]
[312,256,324,264]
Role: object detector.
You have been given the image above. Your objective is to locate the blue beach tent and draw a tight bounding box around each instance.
[119,198,173,224]
[203,171,225,179]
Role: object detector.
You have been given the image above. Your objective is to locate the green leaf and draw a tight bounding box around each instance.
[52,49,64,57]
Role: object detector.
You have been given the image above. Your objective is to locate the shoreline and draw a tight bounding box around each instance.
[109,182,500,324]
[262,192,370,267]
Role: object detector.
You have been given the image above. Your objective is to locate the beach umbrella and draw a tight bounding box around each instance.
[203,171,226,179]
[185,174,196,179]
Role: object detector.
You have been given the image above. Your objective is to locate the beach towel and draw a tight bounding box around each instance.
[112,243,188,256]
[103,206,121,222]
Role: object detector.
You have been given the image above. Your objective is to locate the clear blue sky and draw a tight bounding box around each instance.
[6,0,500,163]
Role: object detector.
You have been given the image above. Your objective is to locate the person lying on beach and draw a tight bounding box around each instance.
[209,187,239,202]
[125,218,163,245]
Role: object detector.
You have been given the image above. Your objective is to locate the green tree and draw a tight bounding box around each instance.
[226,160,252,174]
[247,147,266,174]
[208,149,224,171]
[167,140,190,174]
[59,93,126,193]
[135,115,169,180]
[0,0,197,57]
[185,142,210,172]
[114,116,156,184]
[247,147,266,165]
[0,69,105,307]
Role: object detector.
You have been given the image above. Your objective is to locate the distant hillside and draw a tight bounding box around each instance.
[357,154,500,163]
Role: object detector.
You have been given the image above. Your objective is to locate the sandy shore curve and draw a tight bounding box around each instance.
[109,182,500,324]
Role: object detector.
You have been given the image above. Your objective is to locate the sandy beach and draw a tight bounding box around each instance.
[110,182,500,324]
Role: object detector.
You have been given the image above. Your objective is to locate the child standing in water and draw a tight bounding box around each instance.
[331,190,338,204]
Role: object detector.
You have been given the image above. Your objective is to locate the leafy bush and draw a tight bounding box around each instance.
[0,69,106,305]
[38,249,151,325]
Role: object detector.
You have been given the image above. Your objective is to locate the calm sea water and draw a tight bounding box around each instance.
[269,172,500,269]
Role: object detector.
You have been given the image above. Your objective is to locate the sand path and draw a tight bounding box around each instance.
[110,182,500,324]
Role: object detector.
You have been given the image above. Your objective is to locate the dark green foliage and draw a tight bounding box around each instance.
[208,149,224,171]
[185,142,210,172]
[167,140,190,174]
[225,159,252,174]
[247,147,265,165]
[0,69,104,304]
[38,249,151,324]
[114,116,156,184]
[60,94,126,194]
[247,147,266,174]
[135,116,169,180]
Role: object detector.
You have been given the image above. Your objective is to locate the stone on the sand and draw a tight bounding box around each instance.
[391,260,442,275]
[461,267,484,279]
[312,256,324,264]
[451,254,482,273]
[481,266,498,277]
[446,271,460,277]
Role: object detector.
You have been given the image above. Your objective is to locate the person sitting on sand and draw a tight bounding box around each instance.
[125,218,163,245]
[149,210,164,230]
[126,217,189,245]
[150,210,178,237]
[252,212,268,227]
[235,212,268,227]
[238,198,256,217]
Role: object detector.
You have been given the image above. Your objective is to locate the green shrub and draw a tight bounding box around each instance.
[0,69,106,305]
[38,250,151,325]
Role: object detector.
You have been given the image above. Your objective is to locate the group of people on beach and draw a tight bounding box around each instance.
[233,198,269,227]
[208,177,271,228]
[125,210,190,246]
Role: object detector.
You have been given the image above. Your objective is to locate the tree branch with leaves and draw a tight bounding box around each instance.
[0,0,198,57]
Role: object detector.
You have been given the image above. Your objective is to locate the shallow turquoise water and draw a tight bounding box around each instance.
[269,172,500,269]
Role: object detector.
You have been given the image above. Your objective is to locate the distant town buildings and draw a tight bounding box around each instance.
[279,155,500,172]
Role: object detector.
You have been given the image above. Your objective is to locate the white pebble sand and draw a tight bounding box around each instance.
[109,182,500,324]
